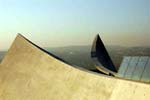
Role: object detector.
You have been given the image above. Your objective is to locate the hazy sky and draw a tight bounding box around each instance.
[0,0,149,50]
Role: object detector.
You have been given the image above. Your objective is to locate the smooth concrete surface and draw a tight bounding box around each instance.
[0,34,149,100]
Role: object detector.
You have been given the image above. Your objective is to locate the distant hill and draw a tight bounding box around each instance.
[0,46,150,71]
[45,45,150,70]
[45,46,95,70]
[0,51,6,62]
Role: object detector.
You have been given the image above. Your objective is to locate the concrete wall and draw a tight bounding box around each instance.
[0,34,149,100]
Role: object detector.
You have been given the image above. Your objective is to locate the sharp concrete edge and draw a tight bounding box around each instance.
[0,34,149,100]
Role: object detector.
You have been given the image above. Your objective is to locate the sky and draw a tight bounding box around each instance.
[0,0,149,50]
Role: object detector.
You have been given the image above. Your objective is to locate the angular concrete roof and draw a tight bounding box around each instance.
[0,34,150,100]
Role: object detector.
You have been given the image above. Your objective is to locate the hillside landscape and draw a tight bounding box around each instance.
[0,45,149,71]
[0,51,5,62]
